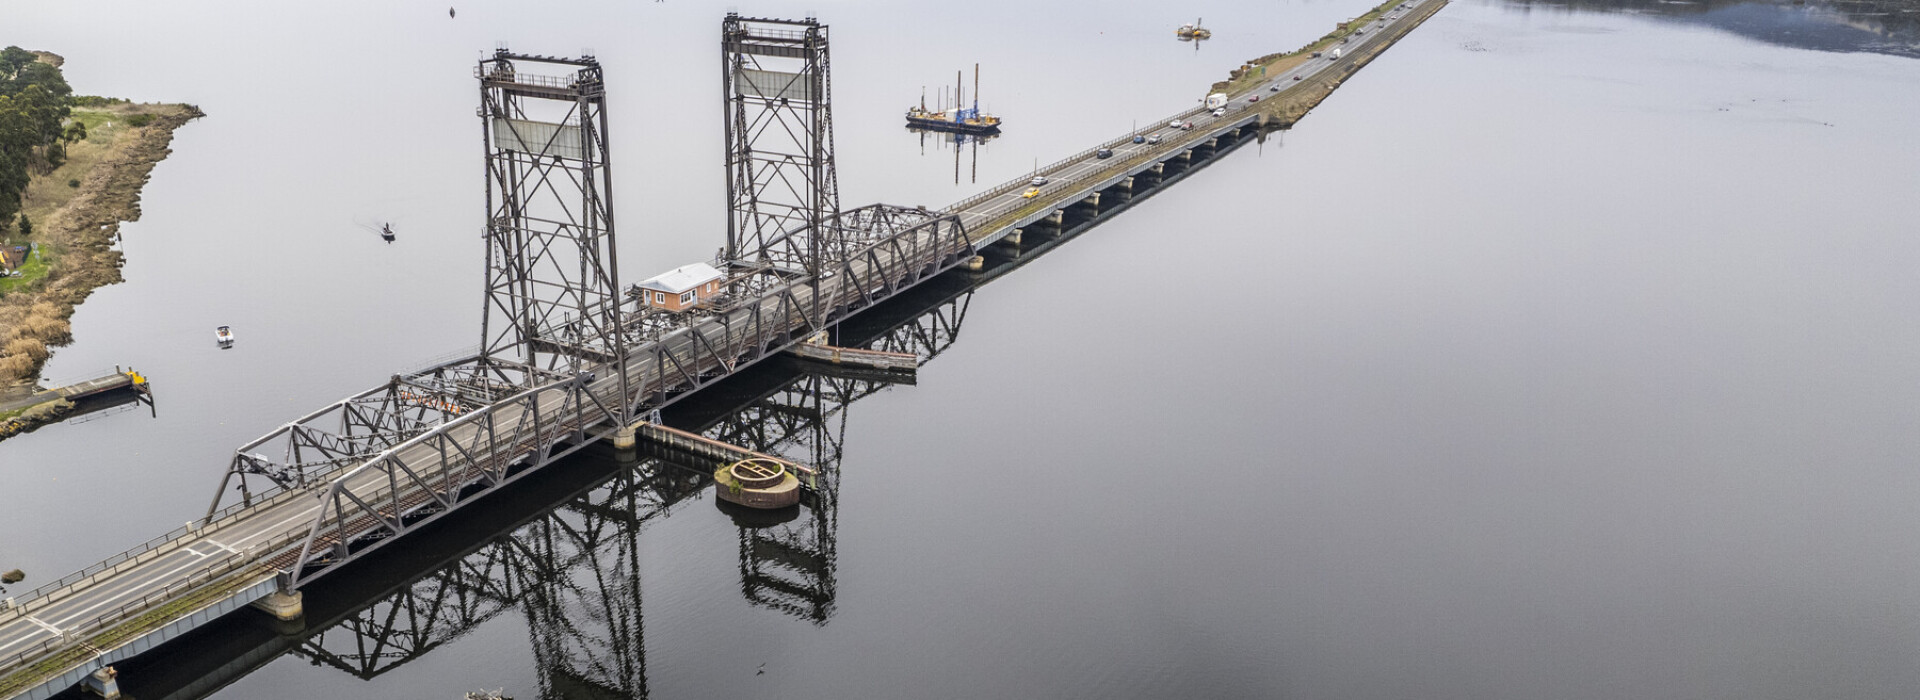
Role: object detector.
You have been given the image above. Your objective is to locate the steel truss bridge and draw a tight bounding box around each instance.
[0,1,1443,696]
[72,267,978,700]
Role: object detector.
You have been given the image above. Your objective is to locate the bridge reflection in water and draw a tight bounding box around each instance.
[78,162,1176,698]
[82,287,974,699]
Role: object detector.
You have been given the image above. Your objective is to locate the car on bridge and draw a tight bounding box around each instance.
[1022,187,1041,198]
[1096,148,1114,159]
[1147,134,1162,144]
[1030,176,1048,186]
[1249,95,1260,103]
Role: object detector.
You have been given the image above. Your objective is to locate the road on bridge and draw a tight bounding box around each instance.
[0,1,1437,691]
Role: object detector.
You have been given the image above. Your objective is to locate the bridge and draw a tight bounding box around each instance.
[0,3,1442,697]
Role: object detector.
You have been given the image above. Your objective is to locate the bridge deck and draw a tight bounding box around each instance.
[0,1,1443,695]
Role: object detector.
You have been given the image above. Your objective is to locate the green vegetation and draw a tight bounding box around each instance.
[1212,0,1409,95]
[0,47,202,390]
[0,46,74,230]
[0,243,49,294]
[0,566,272,698]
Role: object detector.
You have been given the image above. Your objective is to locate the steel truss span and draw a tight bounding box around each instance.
[1,17,1003,694]
[286,295,975,689]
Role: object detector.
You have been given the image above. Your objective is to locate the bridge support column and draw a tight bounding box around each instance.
[82,667,121,699]
[1120,177,1134,191]
[612,423,637,450]
[964,255,985,271]
[1150,162,1164,175]
[1179,150,1193,162]
[1082,193,1101,207]
[1047,209,1064,226]
[252,588,304,622]
[1206,138,1218,149]
[1005,228,1022,245]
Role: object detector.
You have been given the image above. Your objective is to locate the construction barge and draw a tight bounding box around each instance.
[906,64,1001,135]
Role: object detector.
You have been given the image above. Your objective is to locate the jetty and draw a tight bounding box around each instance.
[0,368,151,441]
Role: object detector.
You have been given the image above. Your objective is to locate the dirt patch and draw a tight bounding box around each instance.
[0,102,202,390]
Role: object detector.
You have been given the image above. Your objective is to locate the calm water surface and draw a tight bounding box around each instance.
[4,0,1920,697]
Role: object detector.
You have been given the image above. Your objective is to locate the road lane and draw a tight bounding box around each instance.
[0,0,1438,681]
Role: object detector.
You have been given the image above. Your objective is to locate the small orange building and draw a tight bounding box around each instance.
[636,262,726,312]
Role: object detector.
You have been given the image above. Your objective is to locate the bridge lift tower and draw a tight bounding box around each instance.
[478,50,633,421]
[721,14,841,278]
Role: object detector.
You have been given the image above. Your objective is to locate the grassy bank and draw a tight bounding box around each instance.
[0,98,201,391]
[1210,0,1411,97]
[1245,0,1447,128]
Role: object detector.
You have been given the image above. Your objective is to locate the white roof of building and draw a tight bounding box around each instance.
[636,262,725,293]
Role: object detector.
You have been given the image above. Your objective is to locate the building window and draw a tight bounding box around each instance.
[654,291,665,305]
[680,291,696,305]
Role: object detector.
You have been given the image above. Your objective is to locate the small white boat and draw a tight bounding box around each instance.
[215,325,234,349]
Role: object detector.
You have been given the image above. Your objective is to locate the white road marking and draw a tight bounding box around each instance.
[24,616,60,635]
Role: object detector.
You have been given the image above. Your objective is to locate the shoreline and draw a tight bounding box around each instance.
[1223,0,1449,128]
[0,101,202,396]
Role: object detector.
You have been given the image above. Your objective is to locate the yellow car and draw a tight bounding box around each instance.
[1022,187,1041,199]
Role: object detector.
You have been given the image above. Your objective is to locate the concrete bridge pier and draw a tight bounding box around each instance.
[612,423,638,450]
[81,666,121,699]
[253,589,303,621]
[1082,192,1101,207]
[1206,137,1219,149]
[252,580,306,636]
[1150,162,1164,175]
[1047,209,1065,226]
[1004,228,1023,245]
[1178,150,1193,163]
[1119,176,1134,191]
[964,255,985,271]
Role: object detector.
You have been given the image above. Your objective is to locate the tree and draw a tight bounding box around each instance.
[62,120,84,143]
[0,47,35,79]
[17,214,30,237]
[0,49,72,224]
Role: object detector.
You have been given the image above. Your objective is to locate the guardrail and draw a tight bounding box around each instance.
[942,103,1212,216]
[941,0,1437,222]
[0,525,303,680]
[0,484,308,629]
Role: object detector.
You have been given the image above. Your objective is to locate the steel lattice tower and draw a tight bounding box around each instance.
[478,50,630,413]
[722,14,841,277]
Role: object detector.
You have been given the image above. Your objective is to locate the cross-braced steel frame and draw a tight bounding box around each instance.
[203,22,972,600]
[478,49,632,416]
[722,13,841,277]
[254,279,978,685]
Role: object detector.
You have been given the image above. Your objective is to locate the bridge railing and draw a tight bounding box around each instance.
[941,102,1214,216]
[0,525,306,678]
[0,480,310,628]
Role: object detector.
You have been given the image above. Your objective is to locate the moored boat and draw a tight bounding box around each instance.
[906,64,1001,135]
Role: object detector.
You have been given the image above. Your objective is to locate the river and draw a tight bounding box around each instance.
[5,0,1920,697]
